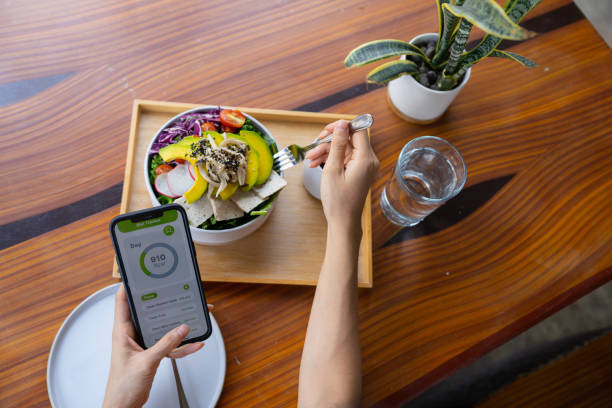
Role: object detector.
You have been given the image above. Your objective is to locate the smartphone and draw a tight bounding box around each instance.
[109,204,212,348]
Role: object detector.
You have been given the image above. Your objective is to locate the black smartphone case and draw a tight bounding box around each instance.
[109,204,213,349]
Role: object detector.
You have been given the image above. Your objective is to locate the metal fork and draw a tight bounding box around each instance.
[171,358,190,408]
[273,114,373,172]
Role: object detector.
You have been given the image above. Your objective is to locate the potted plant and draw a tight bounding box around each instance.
[344,0,540,123]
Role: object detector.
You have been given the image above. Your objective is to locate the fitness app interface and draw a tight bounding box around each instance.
[114,209,208,348]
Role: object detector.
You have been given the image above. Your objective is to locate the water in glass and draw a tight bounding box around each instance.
[381,137,466,227]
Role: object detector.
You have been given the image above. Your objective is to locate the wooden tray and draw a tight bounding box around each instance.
[112,100,373,287]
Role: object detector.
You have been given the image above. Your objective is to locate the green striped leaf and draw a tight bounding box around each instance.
[489,50,537,67]
[344,39,427,68]
[458,35,500,69]
[506,0,541,23]
[443,0,537,41]
[435,0,448,39]
[366,60,418,84]
[457,0,541,71]
[433,2,459,66]
[438,73,460,90]
[504,0,519,12]
[444,18,473,75]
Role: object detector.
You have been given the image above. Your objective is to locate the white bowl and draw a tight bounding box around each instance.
[144,106,281,245]
[302,158,323,200]
[301,137,323,200]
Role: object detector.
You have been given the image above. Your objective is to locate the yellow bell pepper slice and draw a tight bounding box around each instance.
[158,145,207,203]
[184,159,207,204]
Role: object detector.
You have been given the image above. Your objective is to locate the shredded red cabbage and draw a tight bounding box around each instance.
[150,107,221,154]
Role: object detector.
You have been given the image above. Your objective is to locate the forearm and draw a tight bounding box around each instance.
[298,224,362,407]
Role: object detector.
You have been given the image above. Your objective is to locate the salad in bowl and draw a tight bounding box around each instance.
[145,106,286,244]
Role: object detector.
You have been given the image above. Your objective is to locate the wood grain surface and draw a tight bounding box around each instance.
[1,0,611,407]
[478,332,612,408]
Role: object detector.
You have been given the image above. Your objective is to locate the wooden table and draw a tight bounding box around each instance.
[1,0,611,406]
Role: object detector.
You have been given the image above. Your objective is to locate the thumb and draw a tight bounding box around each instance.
[352,129,372,159]
[147,324,189,360]
[326,120,349,170]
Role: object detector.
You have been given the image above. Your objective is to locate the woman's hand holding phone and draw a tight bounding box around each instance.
[102,285,211,408]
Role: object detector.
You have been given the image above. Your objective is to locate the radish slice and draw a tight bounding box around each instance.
[187,162,196,181]
[154,173,179,198]
[167,164,195,196]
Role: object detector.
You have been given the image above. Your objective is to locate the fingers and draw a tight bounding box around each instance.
[114,285,130,323]
[349,128,379,180]
[344,142,353,166]
[352,129,373,158]
[113,285,136,339]
[326,120,349,170]
[305,125,333,161]
[308,134,354,168]
[307,120,360,168]
[322,121,343,135]
[317,129,331,140]
[168,342,204,359]
[305,143,331,164]
[147,324,189,360]
[126,336,144,352]
[207,304,214,311]
[309,156,326,168]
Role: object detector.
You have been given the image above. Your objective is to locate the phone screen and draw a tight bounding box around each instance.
[113,208,209,348]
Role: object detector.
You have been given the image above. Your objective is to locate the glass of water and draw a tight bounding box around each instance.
[380,136,466,227]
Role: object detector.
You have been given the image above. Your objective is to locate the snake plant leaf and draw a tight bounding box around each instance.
[506,0,541,23]
[444,19,473,75]
[344,39,428,68]
[456,0,541,71]
[435,0,450,39]
[438,72,460,90]
[489,50,537,67]
[504,0,518,12]
[443,0,537,41]
[433,1,460,66]
[366,60,418,84]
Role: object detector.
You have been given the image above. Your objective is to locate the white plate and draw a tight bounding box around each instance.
[47,283,225,407]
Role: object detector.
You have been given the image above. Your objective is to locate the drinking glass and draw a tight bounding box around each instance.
[380,136,466,226]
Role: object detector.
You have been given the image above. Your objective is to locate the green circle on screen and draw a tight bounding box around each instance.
[139,243,178,278]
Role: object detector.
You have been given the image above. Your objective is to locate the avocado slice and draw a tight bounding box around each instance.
[176,136,201,147]
[241,149,259,191]
[239,130,273,185]
[228,134,259,191]
[218,183,239,200]
[158,144,190,163]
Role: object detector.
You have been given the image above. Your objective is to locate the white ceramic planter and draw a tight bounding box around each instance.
[145,106,280,246]
[387,33,471,124]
